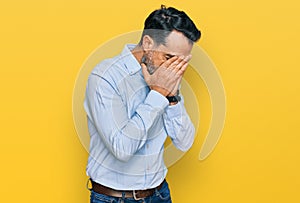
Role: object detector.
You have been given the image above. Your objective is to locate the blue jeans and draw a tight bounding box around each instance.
[90,181,172,203]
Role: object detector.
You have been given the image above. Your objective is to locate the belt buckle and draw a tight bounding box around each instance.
[133,190,143,200]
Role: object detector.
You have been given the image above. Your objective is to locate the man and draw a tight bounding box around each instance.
[84,5,201,203]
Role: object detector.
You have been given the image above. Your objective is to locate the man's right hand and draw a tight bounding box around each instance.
[141,55,191,97]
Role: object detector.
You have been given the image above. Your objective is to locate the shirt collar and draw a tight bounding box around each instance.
[119,44,141,75]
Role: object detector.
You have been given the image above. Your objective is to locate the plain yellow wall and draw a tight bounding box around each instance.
[1,0,300,202]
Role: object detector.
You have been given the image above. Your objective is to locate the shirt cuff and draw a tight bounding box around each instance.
[144,90,169,109]
[165,101,183,118]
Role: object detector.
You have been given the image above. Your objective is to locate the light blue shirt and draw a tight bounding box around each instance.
[84,44,195,190]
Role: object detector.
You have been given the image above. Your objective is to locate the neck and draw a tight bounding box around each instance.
[131,45,144,64]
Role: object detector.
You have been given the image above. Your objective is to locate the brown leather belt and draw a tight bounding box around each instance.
[91,179,165,200]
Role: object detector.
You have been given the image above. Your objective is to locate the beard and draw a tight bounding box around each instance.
[141,54,157,75]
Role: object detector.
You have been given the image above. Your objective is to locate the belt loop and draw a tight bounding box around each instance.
[121,191,125,203]
[86,178,92,191]
[133,190,143,201]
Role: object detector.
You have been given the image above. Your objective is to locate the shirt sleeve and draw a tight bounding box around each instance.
[84,73,169,162]
[163,95,195,151]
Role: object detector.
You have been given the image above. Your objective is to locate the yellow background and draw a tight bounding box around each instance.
[1,0,300,202]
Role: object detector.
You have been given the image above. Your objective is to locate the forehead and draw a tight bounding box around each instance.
[157,30,193,56]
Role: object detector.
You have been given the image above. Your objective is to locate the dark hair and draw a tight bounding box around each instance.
[140,5,201,45]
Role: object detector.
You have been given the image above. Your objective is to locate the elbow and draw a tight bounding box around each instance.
[113,153,132,162]
[177,140,194,152]
[107,132,146,162]
[110,148,134,162]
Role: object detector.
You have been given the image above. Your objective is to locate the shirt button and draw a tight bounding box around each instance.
[146,144,149,148]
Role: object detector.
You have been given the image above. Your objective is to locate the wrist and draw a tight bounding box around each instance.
[166,94,181,105]
[169,101,178,106]
[167,90,180,97]
[151,86,169,97]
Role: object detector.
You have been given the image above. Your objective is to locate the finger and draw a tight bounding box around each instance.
[184,54,192,62]
[177,61,189,75]
[174,56,187,70]
[169,76,182,96]
[141,63,151,81]
[160,56,179,68]
[169,56,185,70]
[180,55,192,70]
[169,55,189,75]
[173,55,191,71]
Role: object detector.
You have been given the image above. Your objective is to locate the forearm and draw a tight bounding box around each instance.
[85,84,169,162]
[163,100,195,151]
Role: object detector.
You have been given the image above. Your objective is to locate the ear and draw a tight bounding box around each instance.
[141,35,155,52]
